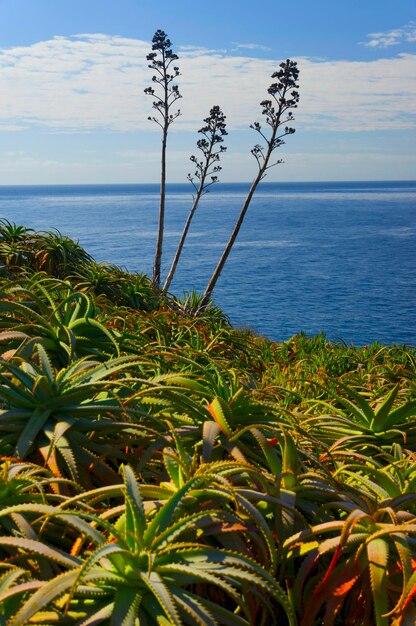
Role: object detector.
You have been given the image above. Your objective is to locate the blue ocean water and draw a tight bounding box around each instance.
[1,180,415,346]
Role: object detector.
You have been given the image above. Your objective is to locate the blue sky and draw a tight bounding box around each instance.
[0,0,415,183]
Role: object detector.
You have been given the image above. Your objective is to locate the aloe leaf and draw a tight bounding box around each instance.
[186,595,249,626]
[249,427,282,475]
[82,567,126,586]
[71,318,119,355]
[72,446,120,486]
[62,483,124,507]
[174,588,219,626]
[208,396,233,436]
[284,521,345,550]
[72,355,138,385]
[15,284,55,315]
[111,586,141,626]
[44,415,72,444]
[8,569,79,626]
[157,375,210,395]
[77,602,114,625]
[386,534,415,617]
[0,567,28,594]
[363,524,416,540]
[32,374,54,400]
[9,325,56,342]
[140,570,181,625]
[142,385,209,418]
[0,359,37,390]
[336,385,375,426]
[283,430,299,474]
[164,547,295,624]
[153,509,228,551]
[0,331,29,341]
[303,557,360,626]
[0,537,81,568]
[398,569,416,618]
[122,465,146,552]
[157,561,240,600]
[144,477,202,544]
[65,542,124,610]
[15,409,51,458]
[55,435,79,482]
[0,385,35,408]
[202,420,221,462]
[61,293,90,323]
[58,356,98,382]
[384,400,416,430]
[337,467,400,499]
[35,343,55,384]
[235,492,277,573]
[54,513,106,545]
[60,325,76,361]
[0,503,61,518]
[163,447,181,488]
[367,537,389,626]
[372,384,399,429]
[0,580,43,607]
[0,301,55,332]
[11,513,37,540]
[169,425,191,471]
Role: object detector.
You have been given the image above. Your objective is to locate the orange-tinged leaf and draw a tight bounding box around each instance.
[319,544,343,588]
[367,537,389,626]
[323,567,361,626]
[334,575,360,597]
[208,397,233,436]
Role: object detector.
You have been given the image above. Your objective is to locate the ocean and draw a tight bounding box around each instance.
[1,180,415,346]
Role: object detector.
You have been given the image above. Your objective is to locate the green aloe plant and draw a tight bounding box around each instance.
[304,383,416,450]
[0,220,34,243]
[129,361,291,467]
[0,220,35,270]
[33,230,93,277]
[283,505,416,626]
[0,345,152,485]
[0,277,119,364]
[0,565,36,624]
[0,498,107,622]
[170,290,231,325]
[3,466,296,625]
[0,459,66,504]
[148,435,279,572]
[0,459,73,540]
[333,446,416,510]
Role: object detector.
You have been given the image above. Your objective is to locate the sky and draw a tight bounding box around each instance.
[0,0,415,184]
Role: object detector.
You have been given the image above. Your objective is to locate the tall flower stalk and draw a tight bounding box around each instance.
[163,105,227,292]
[202,59,299,307]
[145,30,181,288]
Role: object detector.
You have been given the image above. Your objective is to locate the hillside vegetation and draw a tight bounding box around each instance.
[0,221,415,625]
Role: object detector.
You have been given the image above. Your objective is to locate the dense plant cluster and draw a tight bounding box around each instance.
[0,222,415,625]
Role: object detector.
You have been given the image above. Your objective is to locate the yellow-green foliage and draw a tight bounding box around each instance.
[0,226,415,625]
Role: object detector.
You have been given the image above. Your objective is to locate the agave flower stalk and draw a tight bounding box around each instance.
[163,105,227,292]
[145,30,182,288]
[202,59,299,307]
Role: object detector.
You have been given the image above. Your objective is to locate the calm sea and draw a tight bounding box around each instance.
[1,181,415,346]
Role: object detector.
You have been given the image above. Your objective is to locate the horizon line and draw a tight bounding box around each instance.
[0,179,415,188]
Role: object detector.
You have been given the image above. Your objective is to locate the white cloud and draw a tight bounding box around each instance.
[0,34,415,134]
[363,22,416,48]
[231,42,272,52]
[0,123,28,131]
[178,45,226,54]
